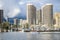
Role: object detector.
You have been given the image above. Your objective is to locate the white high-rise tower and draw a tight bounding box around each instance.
[27,3,36,25]
[41,4,53,28]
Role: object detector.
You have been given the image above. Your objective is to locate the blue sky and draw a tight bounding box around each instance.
[0,0,60,19]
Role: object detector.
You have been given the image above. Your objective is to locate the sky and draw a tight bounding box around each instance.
[0,0,60,19]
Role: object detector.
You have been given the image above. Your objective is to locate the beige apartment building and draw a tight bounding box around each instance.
[27,3,36,25]
[54,13,60,29]
[41,4,53,28]
[36,9,42,25]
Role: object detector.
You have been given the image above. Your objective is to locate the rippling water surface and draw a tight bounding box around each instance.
[0,32,60,40]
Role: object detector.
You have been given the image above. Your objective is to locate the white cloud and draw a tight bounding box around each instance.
[19,0,40,5]
[26,0,40,2]
[0,1,3,9]
[0,4,3,9]
[8,8,21,18]
[19,1,25,5]
[14,8,20,14]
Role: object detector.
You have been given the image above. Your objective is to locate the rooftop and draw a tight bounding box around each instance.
[41,3,53,9]
[27,3,33,5]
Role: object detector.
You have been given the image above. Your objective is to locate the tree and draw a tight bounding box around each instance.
[0,22,10,32]
[20,25,22,28]
[0,23,4,32]
[3,22,10,32]
[25,23,29,29]
[12,24,17,28]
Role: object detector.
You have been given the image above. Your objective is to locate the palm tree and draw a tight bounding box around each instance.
[0,23,4,32]
[25,23,29,29]
[12,24,17,28]
[3,22,10,32]
[19,25,22,28]
[0,22,10,32]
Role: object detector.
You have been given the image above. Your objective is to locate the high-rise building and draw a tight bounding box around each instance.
[14,18,17,25]
[0,10,3,24]
[53,14,56,25]
[41,4,53,28]
[27,3,36,25]
[14,18,19,25]
[36,9,42,25]
[20,19,23,26]
[54,13,60,28]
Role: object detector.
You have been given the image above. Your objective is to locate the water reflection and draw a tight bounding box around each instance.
[0,32,60,40]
